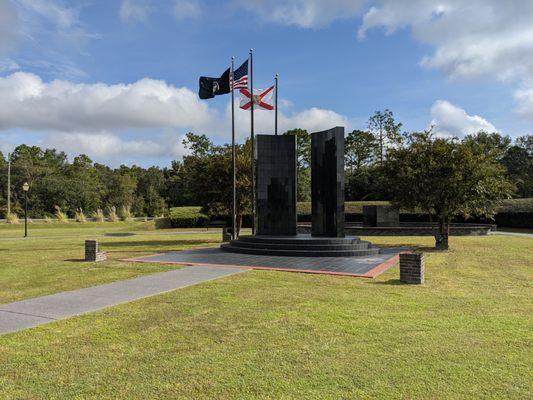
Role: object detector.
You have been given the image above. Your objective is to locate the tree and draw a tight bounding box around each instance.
[183,132,211,157]
[283,129,311,201]
[181,133,252,235]
[502,135,533,197]
[463,131,511,160]
[135,166,167,216]
[383,131,513,249]
[108,173,137,211]
[0,152,6,216]
[345,129,377,172]
[65,154,103,214]
[367,109,403,164]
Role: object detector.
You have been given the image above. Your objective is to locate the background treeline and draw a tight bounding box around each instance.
[0,110,531,222]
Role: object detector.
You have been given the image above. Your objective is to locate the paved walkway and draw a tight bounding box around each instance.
[127,247,405,278]
[0,265,247,335]
[489,231,533,238]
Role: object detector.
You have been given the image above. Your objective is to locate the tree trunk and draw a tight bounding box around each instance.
[236,213,242,237]
[435,217,449,250]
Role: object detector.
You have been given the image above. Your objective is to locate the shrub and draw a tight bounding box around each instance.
[168,207,209,228]
[92,209,105,223]
[6,213,19,224]
[54,206,68,223]
[107,206,118,222]
[44,216,53,224]
[154,217,172,229]
[119,205,133,222]
[75,208,87,223]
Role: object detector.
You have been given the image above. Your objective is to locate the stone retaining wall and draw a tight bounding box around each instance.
[298,223,492,236]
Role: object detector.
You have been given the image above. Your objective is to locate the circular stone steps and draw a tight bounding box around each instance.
[220,234,380,257]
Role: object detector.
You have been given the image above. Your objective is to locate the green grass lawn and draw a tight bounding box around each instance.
[0,224,531,398]
[0,221,224,303]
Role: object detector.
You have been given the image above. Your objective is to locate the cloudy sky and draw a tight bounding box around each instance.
[0,0,532,166]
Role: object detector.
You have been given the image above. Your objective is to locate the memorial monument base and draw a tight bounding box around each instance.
[220,234,379,257]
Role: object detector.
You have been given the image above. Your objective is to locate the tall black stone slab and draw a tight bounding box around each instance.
[255,134,297,235]
[311,127,345,237]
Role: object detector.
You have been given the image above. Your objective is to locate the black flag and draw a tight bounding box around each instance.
[199,67,230,99]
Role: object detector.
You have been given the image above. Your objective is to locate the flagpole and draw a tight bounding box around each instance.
[7,152,10,217]
[275,74,279,135]
[249,48,255,235]
[231,57,236,240]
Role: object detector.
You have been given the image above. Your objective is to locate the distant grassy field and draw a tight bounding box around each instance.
[0,223,531,398]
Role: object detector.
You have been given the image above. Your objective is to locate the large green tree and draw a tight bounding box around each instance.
[0,152,6,216]
[181,133,252,235]
[502,135,533,198]
[283,129,311,202]
[383,131,514,249]
[367,109,403,164]
[345,129,377,172]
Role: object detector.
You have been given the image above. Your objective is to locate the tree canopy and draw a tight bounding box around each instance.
[383,131,514,248]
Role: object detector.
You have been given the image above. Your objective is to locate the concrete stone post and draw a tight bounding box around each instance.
[85,240,107,262]
[399,252,425,284]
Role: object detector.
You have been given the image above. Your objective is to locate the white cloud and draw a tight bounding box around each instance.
[227,99,349,141]
[0,72,213,132]
[0,58,20,72]
[0,0,20,57]
[430,100,497,137]
[120,0,152,24]
[43,131,188,160]
[16,0,78,29]
[514,88,533,120]
[0,71,350,163]
[173,0,200,20]
[236,0,366,28]
[357,0,533,119]
[4,0,97,78]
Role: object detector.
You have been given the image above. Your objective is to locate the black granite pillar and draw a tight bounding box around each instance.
[311,127,345,237]
[255,134,297,235]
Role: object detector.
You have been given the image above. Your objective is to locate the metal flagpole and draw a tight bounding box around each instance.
[275,74,279,135]
[231,57,236,240]
[7,153,11,217]
[249,48,255,235]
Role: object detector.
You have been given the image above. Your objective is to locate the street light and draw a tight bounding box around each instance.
[22,182,29,238]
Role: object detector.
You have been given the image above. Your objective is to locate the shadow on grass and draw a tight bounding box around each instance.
[377,244,442,253]
[372,279,404,285]
[100,240,219,248]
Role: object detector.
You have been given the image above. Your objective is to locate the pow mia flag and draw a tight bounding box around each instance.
[198,67,230,99]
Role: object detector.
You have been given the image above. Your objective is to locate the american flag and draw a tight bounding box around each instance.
[231,59,248,90]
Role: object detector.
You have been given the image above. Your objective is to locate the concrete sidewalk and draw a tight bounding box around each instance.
[0,265,247,335]
[489,231,533,238]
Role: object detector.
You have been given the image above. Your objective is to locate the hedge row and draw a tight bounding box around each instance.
[166,199,533,229]
[168,206,209,228]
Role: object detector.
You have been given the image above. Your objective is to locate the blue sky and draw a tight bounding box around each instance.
[0,0,532,167]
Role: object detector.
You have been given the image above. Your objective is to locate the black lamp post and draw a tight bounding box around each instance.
[22,182,29,238]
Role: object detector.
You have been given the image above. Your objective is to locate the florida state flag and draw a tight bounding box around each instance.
[239,86,274,110]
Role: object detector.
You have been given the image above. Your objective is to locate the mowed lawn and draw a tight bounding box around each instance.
[0,224,532,399]
[0,222,223,303]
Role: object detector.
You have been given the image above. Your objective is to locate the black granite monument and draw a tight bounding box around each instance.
[220,129,379,257]
[311,127,345,237]
[255,134,297,235]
